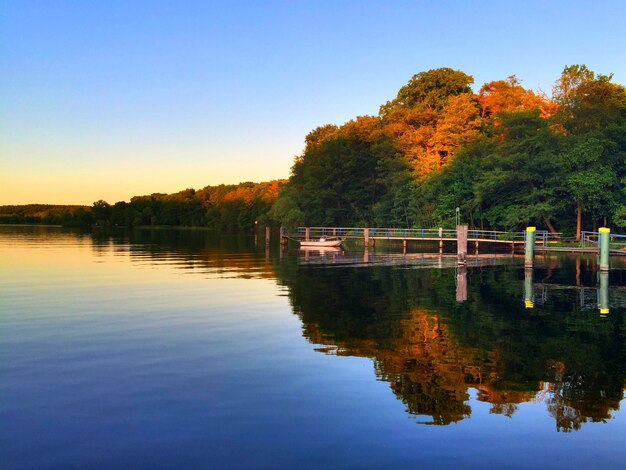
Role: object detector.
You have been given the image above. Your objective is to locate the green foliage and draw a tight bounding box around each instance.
[276,65,625,234]
[0,204,93,226]
[380,67,474,115]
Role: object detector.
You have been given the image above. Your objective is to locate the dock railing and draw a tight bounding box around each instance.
[581,231,626,251]
[295,227,538,242]
[523,230,562,245]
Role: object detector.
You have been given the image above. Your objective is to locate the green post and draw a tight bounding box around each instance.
[599,227,610,271]
[524,227,536,268]
[598,271,609,316]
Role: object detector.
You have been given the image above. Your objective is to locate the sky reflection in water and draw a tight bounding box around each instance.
[1,226,625,468]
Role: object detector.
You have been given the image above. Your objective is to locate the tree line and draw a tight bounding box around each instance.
[0,204,92,226]
[89,181,285,230]
[1,181,285,231]
[3,65,624,236]
[271,65,626,238]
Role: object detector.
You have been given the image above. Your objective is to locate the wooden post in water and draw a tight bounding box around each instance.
[364,228,369,249]
[439,227,443,251]
[599,227,610,271]
[524,227,536,268]
[265,226,271,246]
[403,239,407,254]
[305,227,311,241]
[456,265,467,302]
[457,225,468,265]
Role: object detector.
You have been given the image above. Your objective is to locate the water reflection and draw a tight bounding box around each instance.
[6,227,625,432]
[90,230,625,431]
[273,251,626,432]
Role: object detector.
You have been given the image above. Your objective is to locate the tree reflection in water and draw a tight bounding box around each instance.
[275,258,626,431]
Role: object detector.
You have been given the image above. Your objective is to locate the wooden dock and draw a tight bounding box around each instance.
[278,227,626,265]
[285,227,529,245]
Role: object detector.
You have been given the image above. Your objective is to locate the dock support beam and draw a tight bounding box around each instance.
[457,225,468,265]
[599,227,610,271]
[305,227,311,242]
[364,228,369,248]
[525,227,536,268]
[265,226,271,246]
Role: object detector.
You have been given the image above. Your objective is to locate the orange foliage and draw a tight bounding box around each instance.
[478,76,557,119]
[382,93,481,178]
[197,180,287,207]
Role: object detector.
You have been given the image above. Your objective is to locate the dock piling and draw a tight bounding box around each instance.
[524,227,536,268]
[599,227,610,271]
[457,225,468,265]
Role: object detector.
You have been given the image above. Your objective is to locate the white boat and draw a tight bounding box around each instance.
[299,245,343,253]
[300,236,342,248]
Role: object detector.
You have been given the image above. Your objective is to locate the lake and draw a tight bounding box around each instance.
[1,226,625,468]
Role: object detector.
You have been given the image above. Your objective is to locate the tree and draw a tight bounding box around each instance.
[478,75,556,120]
[92,200,111,226]
[380,69,478,178]
[303,124,339,153]
[563,139,619,239]
[380,68,474,116]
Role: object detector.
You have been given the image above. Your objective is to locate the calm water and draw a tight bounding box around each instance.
[1,226,625,468]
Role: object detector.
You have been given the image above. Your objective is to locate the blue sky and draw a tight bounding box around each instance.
[1,0,625,204]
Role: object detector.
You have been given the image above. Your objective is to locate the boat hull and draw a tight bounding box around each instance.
[300,240,342,248]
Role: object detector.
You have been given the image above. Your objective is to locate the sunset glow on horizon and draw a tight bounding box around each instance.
[2,0,625,205]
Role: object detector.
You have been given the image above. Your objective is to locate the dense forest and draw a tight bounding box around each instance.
[270,65,626,238]
[3,65,625,236]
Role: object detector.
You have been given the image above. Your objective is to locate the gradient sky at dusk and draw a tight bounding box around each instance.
[2,0,625,204]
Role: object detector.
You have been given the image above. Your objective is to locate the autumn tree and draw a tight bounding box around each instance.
[380,68,478,178]
[478,75,556,120]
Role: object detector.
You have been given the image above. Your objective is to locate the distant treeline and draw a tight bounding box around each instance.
[0,204,91,226]
[88,180,286,230]
[2,181,286,230]
[270,65,626,238]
